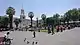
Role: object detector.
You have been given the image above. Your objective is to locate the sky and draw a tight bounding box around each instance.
[0,0,80,20]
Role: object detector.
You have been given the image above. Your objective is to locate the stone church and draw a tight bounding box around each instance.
[13,8,36,28]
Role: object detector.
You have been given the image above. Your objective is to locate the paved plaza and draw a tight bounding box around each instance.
[1,27,80,45]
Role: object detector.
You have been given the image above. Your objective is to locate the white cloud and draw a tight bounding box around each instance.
[13,15,20,18]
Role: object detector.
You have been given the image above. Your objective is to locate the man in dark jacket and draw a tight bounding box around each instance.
[51,25,54,35]
[33,31,36,38]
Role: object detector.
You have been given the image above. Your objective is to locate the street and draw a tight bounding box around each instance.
[1,27,80,45]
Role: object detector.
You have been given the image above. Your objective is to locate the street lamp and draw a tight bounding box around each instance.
[28,12,34,27]
[36,17,38,27]
[41,14,46,20]
[41,14,46,29]
[36,17,40,32]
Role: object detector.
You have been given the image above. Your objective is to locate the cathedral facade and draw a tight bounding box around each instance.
[13,8,36,28]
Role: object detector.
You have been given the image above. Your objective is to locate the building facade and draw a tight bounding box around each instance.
[13,8,36,28]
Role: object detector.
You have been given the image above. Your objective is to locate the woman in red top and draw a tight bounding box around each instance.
[56,26,59,32]
[59,25,61,31]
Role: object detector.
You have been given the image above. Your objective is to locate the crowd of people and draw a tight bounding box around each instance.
[55,23,78,32]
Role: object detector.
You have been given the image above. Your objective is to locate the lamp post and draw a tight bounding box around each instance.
[36,17,38,27]
[28,12,34,28]
[41,14,46,29]
[36,17,40,32]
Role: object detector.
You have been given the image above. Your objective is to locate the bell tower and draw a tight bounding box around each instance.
[20,4,26,28]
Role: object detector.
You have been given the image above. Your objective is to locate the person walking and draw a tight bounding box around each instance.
[48,25,51,34]
[59,25,61,32]
[68,25,70,30]
[24,38,30,44]
[4,32,10,40]
[56,25,59,32]
[32,31,38,45]
[63,25,65,30]
[51,25,54,35]
[33,31,36,38]
[4,31,13,44]
[60,25,63,32]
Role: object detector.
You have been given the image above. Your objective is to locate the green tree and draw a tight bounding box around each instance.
[53,13,60,26]
[64,9,72,24]
[14,18,20,28]
[0,16,1,19]
[46,13,60,26]
[46,17,55,34]
[6,7,15,29]
[0,16,9,27]
[65,8,79,22]
[60,15,66,24]
[71,8,79,21]
[46,17,52,34]
[77,8,80,21]
[46,17,53,25]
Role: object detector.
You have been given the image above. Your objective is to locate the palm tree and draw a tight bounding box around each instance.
[28,12,34,27]
[41,14,46,29]
[6,7,15,29]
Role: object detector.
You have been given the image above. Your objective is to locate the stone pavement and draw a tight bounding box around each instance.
[1,27,80,45]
